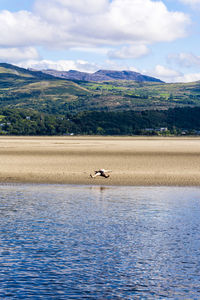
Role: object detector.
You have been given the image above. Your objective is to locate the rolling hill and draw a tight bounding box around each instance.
[0,63,200,114]
[0,63,91,114]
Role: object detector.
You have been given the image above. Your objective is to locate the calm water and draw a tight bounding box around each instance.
[0,184,200,299]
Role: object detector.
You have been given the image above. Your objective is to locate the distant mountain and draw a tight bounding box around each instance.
[42,69,164,83]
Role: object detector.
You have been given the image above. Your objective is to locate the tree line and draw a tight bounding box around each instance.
[0,106,200,135]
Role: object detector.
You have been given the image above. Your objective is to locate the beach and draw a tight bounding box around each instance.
[0,136,200,186]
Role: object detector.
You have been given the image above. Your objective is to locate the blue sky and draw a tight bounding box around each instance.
[0,0,200,82]
[0,0,35,12]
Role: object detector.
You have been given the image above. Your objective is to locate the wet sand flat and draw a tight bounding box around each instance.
[0,136,200,186]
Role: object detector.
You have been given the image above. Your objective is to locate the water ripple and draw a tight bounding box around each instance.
[0,184,200,299]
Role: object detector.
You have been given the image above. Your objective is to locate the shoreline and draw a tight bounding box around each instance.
[0,136,200,186]
[1,182,200,189]
[0,176,200,187]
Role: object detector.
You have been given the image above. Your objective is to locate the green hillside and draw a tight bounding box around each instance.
[0,63,200,114]
[0,63,91,114]
[79,80,200,110]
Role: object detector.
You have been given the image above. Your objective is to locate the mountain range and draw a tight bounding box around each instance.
[42,69,164,83]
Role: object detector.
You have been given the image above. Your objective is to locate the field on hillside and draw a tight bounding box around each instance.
[80,80,200,110]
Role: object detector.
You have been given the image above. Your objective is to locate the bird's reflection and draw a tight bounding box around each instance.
[89,185,111,203]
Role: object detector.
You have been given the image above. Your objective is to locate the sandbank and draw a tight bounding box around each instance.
[0,136,200,186]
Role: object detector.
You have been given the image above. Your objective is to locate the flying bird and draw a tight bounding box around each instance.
[90,169,112,178]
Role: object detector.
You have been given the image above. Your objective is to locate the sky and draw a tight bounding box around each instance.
[0,0,200,82]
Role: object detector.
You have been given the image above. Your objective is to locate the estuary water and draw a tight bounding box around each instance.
[0,184,200,299]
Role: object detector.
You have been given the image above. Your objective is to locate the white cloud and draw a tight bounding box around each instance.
[144,65,181,82]
[17,58,140,73]
[176,73,200,82]
[0,47,40,62]
[17,59,100,73]
[0,0,189,50]
[168,52,200,68]
[145,64,200,83]
[0,10,55,47]
[108,44,150,59]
